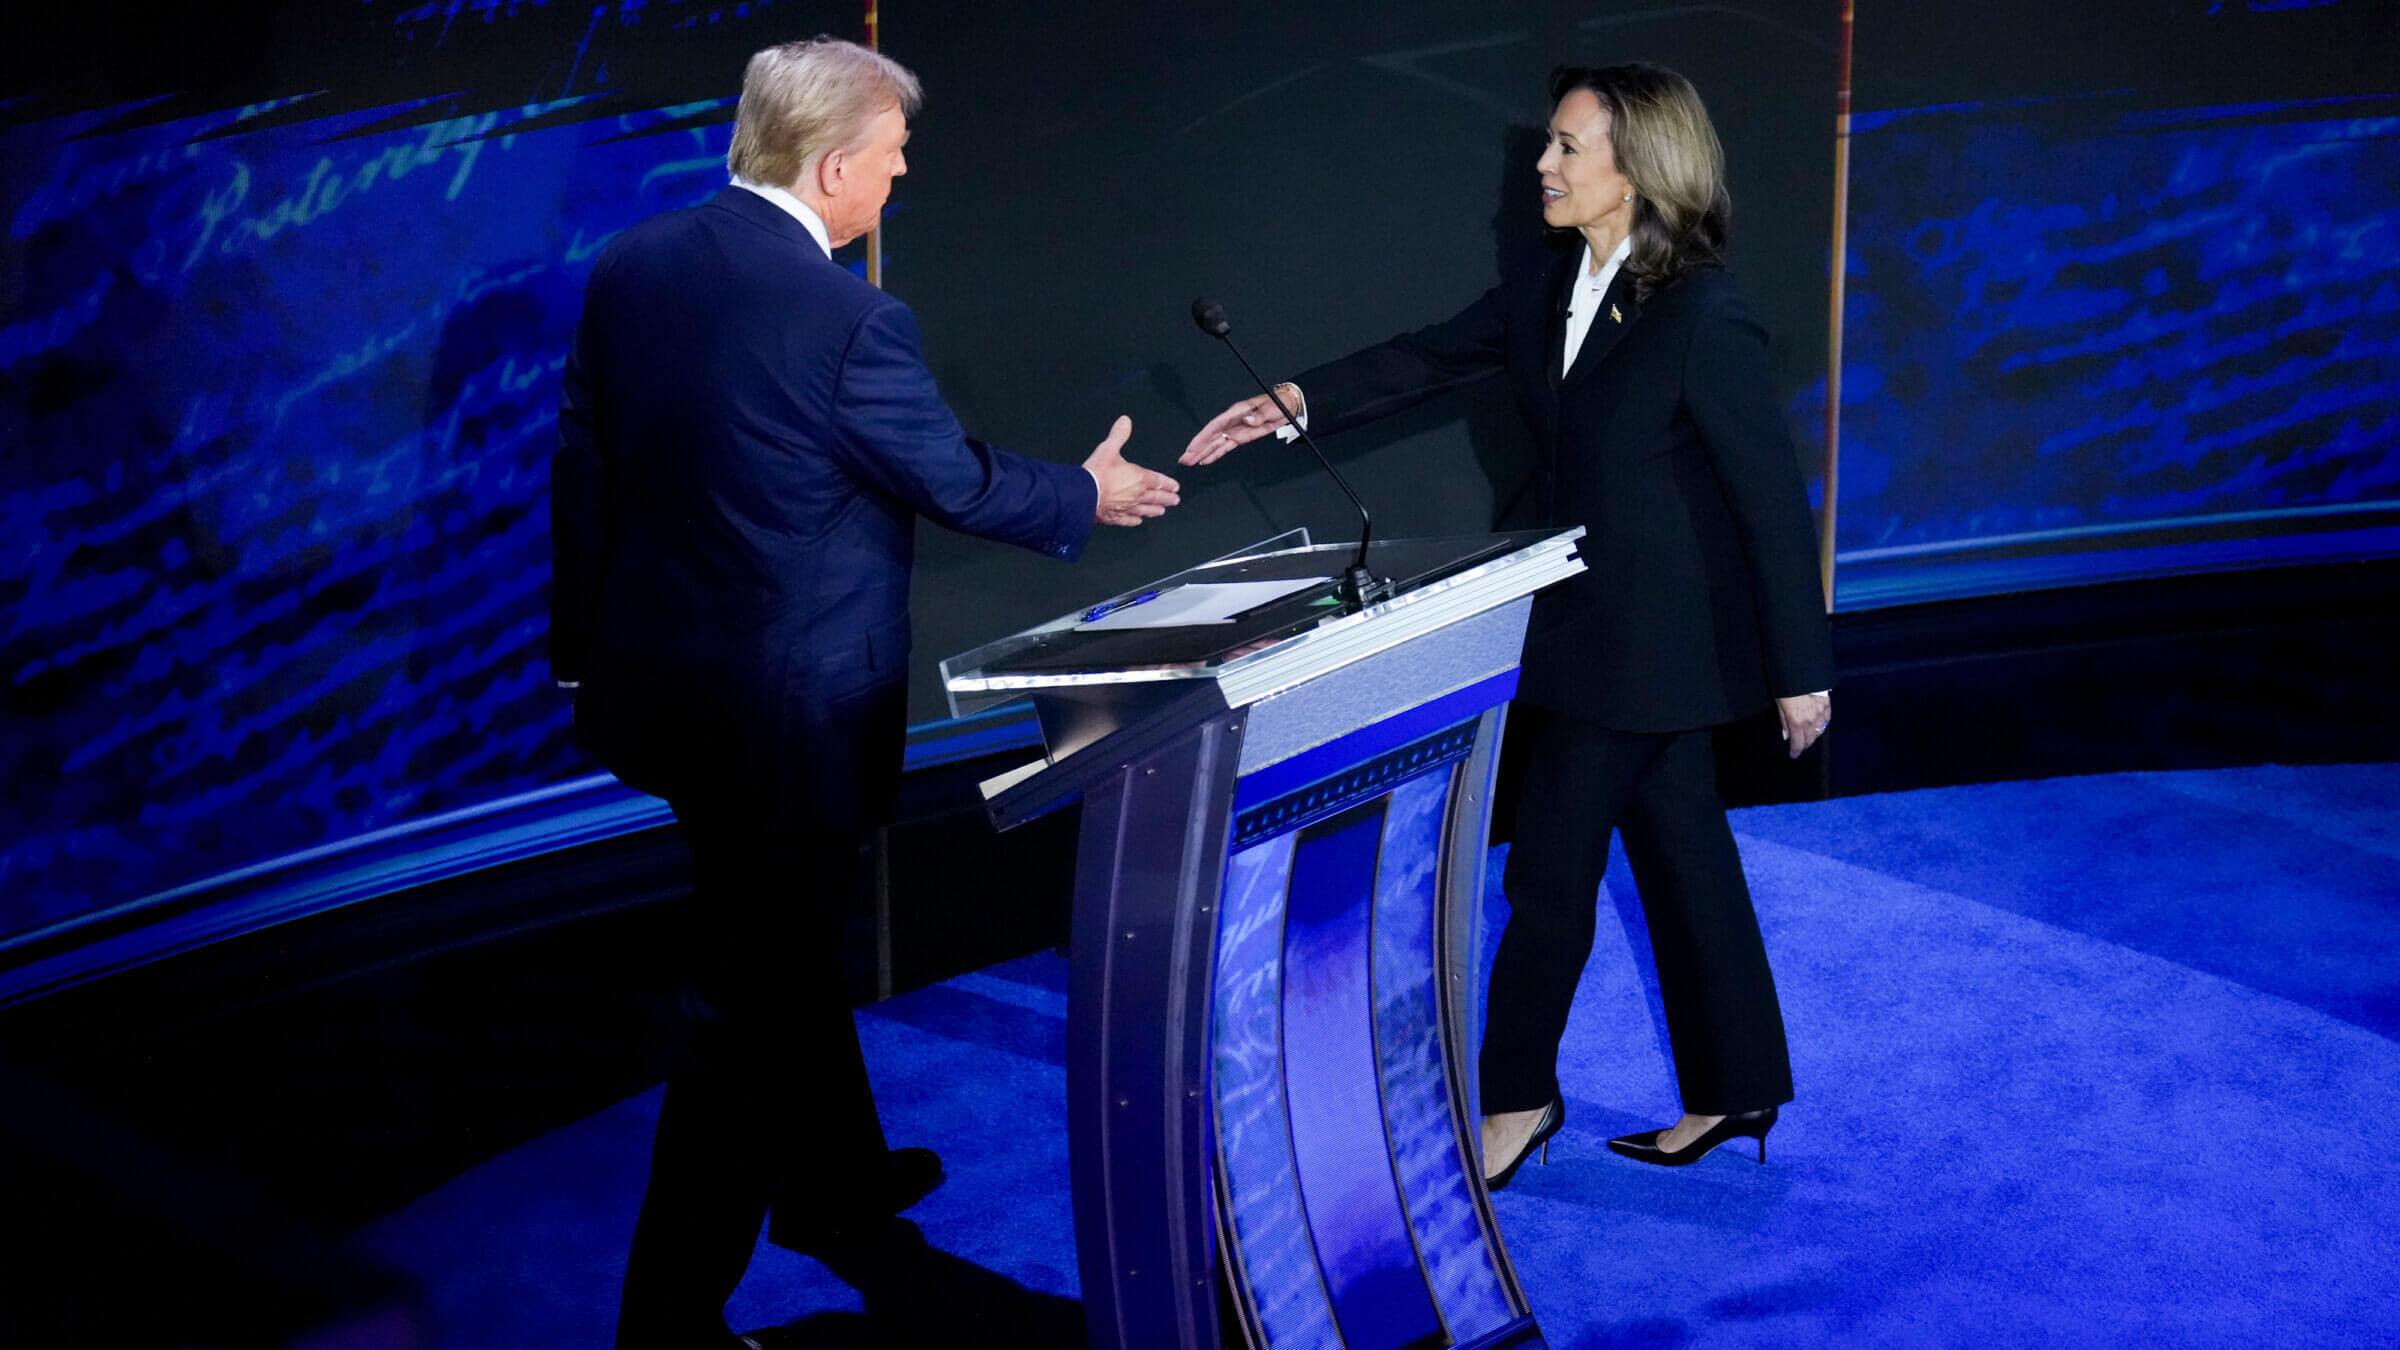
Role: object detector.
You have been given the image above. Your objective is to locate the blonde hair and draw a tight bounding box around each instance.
[1549,64,1729,301]
[726,37,923,190]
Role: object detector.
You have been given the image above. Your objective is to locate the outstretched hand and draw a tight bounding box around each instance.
[1180,385,1299,465]
[1084,415,1181,527]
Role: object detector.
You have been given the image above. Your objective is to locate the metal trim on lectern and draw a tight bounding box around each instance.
[944,528,1582,1350]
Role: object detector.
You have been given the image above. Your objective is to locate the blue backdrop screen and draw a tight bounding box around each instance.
[1,3,801,938]
[1817,93,2400,605]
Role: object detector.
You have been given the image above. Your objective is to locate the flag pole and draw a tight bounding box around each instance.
[1819,0,1855,612]
[864,0,885,289]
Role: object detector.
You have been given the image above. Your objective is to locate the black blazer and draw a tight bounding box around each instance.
[552,188,1096,828]
[1294,241,1834,732]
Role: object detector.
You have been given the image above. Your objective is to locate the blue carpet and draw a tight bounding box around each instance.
[359,764,2400,1346]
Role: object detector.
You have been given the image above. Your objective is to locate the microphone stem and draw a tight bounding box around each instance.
[1216,336,1379,596]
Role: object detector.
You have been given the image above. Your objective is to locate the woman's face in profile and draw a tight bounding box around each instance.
[1537,89,1636,236]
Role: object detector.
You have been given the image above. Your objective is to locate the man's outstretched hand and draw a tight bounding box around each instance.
[1085,415,1181,527]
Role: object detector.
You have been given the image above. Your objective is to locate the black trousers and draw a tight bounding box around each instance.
[1480,716,1793,1118]
[615,795,888,1347]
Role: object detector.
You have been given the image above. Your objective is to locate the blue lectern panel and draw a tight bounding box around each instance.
[1374,768,1518,1336]
[1213,830,1342,1350]
[1283,801,1448,1350]
[1210,688,1539,1349]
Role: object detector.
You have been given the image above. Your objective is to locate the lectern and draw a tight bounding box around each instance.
[943,529,1583,1350]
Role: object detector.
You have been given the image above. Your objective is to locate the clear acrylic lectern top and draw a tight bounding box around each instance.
[940,527,1586,719]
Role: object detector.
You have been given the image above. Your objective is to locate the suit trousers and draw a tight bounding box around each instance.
[616,795,888,1346]
[1479,715,1794,1118]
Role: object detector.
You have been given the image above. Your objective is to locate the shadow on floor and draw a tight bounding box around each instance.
[747,1229,1083,1348]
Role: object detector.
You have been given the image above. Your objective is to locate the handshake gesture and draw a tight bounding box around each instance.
[1083,415,1183,527]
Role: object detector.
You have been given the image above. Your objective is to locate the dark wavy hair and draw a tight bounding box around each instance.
[1547,63,1730,301]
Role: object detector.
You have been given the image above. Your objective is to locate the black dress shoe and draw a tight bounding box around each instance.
[768,1147,944,1254]
[876,1145,946,1214]
[1483,1098,1566,1192]
[1606,1106,1777,1167]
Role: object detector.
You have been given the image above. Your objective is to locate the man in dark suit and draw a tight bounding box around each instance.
[550,37,1180,1348]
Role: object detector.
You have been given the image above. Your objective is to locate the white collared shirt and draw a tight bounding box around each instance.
[731,175,834,259]
[1561,236,1633,375]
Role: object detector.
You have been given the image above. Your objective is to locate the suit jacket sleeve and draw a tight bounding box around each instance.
[549,301,607,685]
[1295,283,1509,437]
[831,300,1098,559]
[1683,284,1836,697]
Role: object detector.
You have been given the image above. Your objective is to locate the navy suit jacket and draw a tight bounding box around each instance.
[551,188,1097,829]
[1294,240,1834,732]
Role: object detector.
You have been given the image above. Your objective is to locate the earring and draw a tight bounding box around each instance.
[1622,193,1634,201]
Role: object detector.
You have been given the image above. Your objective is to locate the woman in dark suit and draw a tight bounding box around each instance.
[1183,64,1834,1179]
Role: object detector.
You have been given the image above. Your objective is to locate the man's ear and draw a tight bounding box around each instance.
[812,146,846,198]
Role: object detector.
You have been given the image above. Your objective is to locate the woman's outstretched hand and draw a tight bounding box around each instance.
[1181,384,1303,465]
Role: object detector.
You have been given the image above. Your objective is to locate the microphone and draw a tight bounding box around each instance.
[1189,297,1388,608]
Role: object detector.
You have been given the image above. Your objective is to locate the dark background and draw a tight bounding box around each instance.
[3,0,2395,938]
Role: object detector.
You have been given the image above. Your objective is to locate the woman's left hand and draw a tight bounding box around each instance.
[1776,692,1831,759]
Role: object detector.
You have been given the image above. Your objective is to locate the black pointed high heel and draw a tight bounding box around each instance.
[1483,1098,1566,1191]
[1606,1105,1777,1167]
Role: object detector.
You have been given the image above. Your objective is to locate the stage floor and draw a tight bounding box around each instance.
[353,761,2400,1347]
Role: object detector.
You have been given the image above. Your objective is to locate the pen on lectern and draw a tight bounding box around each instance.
[1082,589,1162,623]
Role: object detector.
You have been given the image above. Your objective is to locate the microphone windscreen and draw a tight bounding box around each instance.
[1191,297,1231,337]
